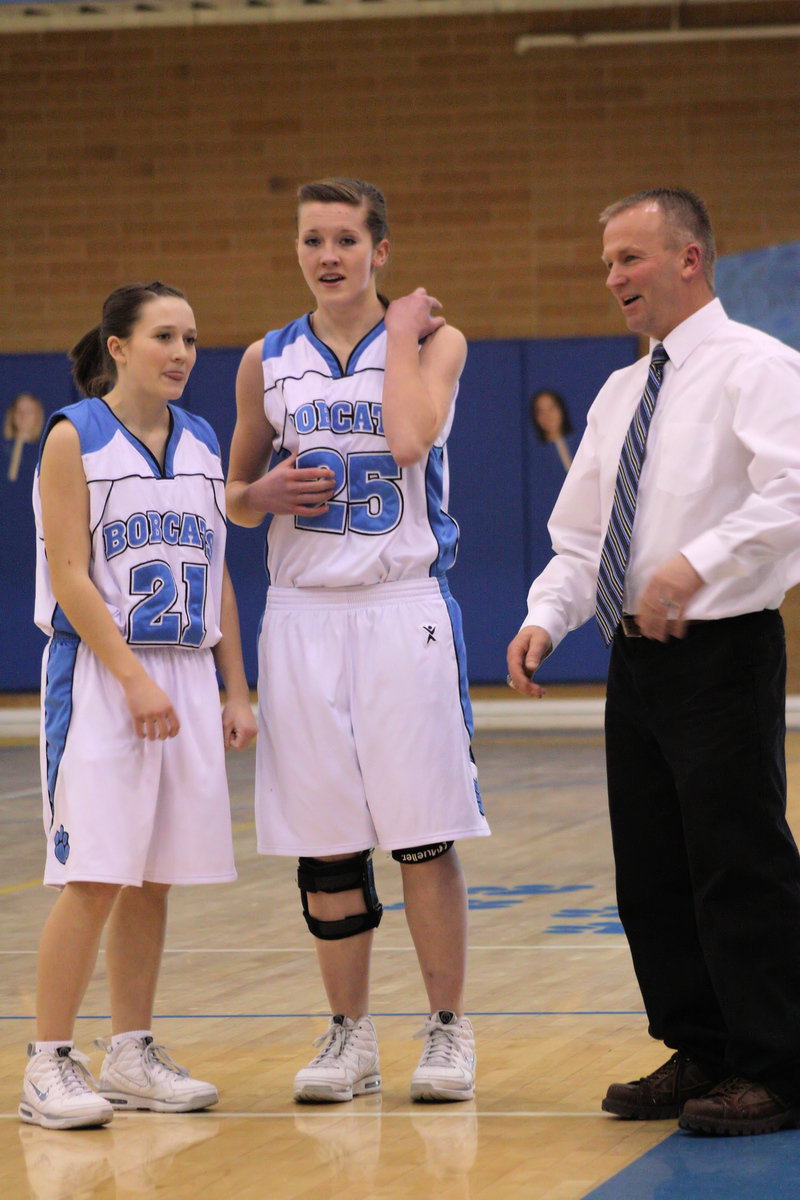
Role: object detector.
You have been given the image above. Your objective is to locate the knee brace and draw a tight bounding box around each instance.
[391,841,453,865]
[297,850,383,941]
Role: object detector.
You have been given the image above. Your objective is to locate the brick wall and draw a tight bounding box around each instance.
[3,14,799,351]
[2,11,799,682]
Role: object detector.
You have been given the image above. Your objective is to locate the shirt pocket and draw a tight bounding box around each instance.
[652,422,715,495]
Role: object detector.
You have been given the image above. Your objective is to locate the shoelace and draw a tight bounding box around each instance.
[47,1048,99,1095]
[142,1041,190,1079]
[310,1022,350,1065]
[413,1018,463,1067]
[703,1075,749,1101]
[94,1036,189,1078]
[637,1051,681,1085]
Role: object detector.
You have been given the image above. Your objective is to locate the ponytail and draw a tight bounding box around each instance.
[68,324,113,397]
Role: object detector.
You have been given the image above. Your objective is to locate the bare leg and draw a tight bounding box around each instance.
[105,882,170,1034]
[36,881,120,1041]
[401,848,468,1014]
[305,856,373,1018]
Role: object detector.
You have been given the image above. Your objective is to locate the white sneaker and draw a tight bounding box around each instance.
[19,1045,114,1130]
[410,1011,476,1102]
[97,1036,218,1112]
[293,1015,381,1103]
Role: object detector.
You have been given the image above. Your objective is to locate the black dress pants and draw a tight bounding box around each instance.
[605,609,800,1099]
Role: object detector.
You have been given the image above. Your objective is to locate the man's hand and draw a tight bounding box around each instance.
[506,625,552,698]
[636,554,705,641]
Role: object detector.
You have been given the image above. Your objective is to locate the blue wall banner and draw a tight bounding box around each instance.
[716,242,800,353]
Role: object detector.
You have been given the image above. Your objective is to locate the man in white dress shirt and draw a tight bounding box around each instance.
[508,188,800,1137]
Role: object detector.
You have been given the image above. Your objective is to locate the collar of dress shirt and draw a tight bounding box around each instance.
[651,296,726,371]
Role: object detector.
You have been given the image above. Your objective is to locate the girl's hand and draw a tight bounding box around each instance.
[123,674,180,739]
[222,697,257,751]
[385,287,446,341]
[247,450,336,516]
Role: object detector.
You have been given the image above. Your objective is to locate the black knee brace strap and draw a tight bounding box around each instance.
[297,850,383,941]
[391,841,453,865]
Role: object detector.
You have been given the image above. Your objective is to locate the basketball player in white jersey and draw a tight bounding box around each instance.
[227,178,489,1104]
[20,282,256,1130]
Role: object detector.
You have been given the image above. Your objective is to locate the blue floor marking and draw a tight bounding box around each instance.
[582,1129,800,1200]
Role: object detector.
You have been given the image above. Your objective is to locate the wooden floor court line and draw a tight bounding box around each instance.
[0,944,632,952]
[6,733,795,1199]
[1,1008,647,1018]
[0,1109,606,1120]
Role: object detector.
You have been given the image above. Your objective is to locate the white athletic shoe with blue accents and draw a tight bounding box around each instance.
[410,1011,476,1102]
[97,1036,218,1112]
[19,1045,114,1130]
[293,1015,382,1103]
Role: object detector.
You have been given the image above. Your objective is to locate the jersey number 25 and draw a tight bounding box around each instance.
[295,449,403,536]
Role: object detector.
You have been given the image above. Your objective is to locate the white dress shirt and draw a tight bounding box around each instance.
[524,299,800,649]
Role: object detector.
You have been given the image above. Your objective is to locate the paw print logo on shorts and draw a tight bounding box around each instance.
[53,825,70,864]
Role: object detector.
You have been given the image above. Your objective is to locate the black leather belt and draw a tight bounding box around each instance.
[619,614,711,638]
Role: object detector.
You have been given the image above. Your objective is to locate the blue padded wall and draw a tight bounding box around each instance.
[518,336,638,683]
[1,334,636,690]
[0,355,80,690]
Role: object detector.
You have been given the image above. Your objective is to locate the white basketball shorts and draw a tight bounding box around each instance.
[40,634,236,887]
[254,576,489,856]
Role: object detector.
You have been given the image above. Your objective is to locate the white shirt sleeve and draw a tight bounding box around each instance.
[519,302,800,641]
[522,414,604,649]
[681,351,800,586]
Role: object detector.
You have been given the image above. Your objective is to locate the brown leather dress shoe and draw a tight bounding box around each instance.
[602,1051,720,1119]
[679,1076,798,1136]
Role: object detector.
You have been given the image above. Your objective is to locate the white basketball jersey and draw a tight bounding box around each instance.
[33,397,227,651]
[262,315,460,588]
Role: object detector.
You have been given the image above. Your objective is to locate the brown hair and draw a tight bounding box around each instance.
[297,177,390,246]
[600,187,716,289]
[529,389,573,442]
[69,280,188,397]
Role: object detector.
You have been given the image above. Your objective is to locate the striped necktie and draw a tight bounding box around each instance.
[595,343,669,646]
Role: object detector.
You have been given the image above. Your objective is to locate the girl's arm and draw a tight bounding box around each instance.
[382,287,467,467]
[212,563,257,751]
[40,420,179,739]
[226,340,335,525]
